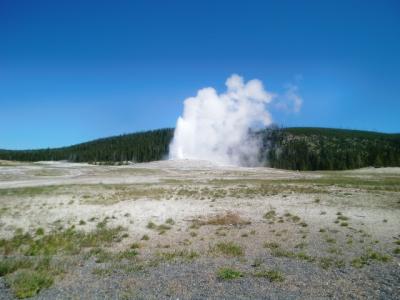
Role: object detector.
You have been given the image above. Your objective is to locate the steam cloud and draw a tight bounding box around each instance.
[169,74,274,166]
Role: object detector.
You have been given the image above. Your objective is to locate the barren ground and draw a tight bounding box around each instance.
[0,160,399,299]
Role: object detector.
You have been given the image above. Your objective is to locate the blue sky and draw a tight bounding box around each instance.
[1,0,399,149]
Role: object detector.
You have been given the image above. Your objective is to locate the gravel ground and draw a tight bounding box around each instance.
[0,160,399,299]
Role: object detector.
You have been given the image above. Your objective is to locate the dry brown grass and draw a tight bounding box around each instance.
[193,212,250,227]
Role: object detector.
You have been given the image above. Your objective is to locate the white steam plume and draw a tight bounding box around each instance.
[169,74,274,166]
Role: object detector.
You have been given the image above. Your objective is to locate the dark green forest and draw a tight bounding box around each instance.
[263,127,400,170]
[0,129,174,164]
[0,127,399,170]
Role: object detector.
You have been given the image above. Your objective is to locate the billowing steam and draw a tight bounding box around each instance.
[169,74,274,166]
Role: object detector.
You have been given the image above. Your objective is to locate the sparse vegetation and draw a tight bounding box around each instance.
[253,269,285,282]
[194,212,250,227]
[212,242,244,257]
[217,267,243,280]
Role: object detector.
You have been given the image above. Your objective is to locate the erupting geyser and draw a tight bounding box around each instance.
[169,74,274,166]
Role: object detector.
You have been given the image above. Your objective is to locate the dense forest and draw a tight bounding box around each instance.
[0,127,399,170]
[262,127,400,170]
[0,129,174,164]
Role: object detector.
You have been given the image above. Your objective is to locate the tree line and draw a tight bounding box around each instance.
[0,127,399,170]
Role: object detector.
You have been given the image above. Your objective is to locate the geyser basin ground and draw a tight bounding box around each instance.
[0,160,399,299]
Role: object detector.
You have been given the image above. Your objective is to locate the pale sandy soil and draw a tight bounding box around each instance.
[0,160,399,299]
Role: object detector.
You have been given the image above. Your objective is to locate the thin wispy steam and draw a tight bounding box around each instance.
[169,74,274,166]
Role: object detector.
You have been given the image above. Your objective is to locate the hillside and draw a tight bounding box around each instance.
[263,127,400,170]
[0,128,174,163]
[0,127,399,170]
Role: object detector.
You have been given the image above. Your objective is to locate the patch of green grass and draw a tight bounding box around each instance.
[0,185,63,198]
[130,242,141,249]
[263,242,280,249]
[367,250,391,262]
[340,222,349,227]
[213,242,244,257]
[393,247,400,254]
[35,228,44,236]
[157,224,172,231]
[146,221,172,234]
[5,269,53,299]
[165,218,175,225]
[0,225,124,257]
[319,257,345,269]
[295,242,307,250]
[325,237,336,244]
[296,252,315,262]
[270,248,296,258]
[351,249,391,268]
[351,257,368,268]
[291,215,301,223]
[217,267,243,280]
[263,210,276,220]
[146,221,156,229]
[89,248,113,263]
[253,269,284,282]
[157,249,199,261]
[92,267,113,277]
[327,247,342,255]
[0,258,33,276]
[117,249,139,260]
[79,220,86,225]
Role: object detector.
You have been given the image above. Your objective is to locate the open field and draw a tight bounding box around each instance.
[0,160,399,299]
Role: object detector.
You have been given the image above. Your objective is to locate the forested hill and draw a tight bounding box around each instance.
[0,128,174,163]
[263,127,400,170]
[0,127,399,170]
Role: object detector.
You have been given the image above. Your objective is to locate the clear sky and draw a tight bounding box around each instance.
[1,0,399,149]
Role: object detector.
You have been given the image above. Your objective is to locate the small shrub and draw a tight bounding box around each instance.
[141,234,149,241]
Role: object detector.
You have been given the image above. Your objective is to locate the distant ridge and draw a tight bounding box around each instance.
[0,127,399,170]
